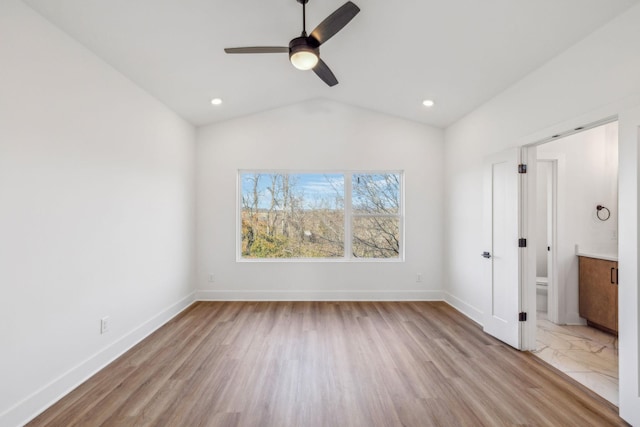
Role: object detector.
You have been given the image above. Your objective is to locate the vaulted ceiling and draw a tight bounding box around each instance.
[24,0,638,128]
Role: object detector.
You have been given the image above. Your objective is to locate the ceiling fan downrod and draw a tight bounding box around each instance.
[300,0,308,36]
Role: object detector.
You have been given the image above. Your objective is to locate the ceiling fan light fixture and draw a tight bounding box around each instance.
[290,50,318,70]
[289,36,319,70]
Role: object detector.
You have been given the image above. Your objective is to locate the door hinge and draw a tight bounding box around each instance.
[519,312,527,322]
[518,238,527,248]
[518,164,527,174]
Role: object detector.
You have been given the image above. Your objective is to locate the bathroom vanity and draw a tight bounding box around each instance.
[578,253,618,335]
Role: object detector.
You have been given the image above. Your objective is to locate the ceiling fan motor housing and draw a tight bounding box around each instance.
[289,36,319,59]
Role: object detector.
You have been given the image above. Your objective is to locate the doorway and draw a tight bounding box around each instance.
[530,121,619,405]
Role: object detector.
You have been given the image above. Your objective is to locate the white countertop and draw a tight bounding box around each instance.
[576,251,618,262]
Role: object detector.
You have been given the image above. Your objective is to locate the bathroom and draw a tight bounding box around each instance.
[533,121,619,405]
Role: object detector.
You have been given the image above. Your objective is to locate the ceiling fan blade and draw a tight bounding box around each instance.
[310,1,360,45]
[313,59,338,87]
[224,47,289,54]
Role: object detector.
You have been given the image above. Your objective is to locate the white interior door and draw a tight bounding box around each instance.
[536,155,562,325]
[618,105,640,425]
[482,148,523,349]
[539,162,556,300]
[543,158,559,325]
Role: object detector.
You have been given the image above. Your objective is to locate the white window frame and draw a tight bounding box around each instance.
[237,170,404,262]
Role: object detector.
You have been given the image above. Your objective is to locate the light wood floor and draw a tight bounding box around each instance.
[28,302,628,427]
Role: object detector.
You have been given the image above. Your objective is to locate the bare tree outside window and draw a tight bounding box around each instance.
[239,171,402,260]
[241,173,344,258]
[352,173,401,258]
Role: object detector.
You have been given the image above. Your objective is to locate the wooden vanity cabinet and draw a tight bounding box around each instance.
[578,256,618,334]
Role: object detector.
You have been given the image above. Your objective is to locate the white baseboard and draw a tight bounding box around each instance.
[443,292,484,325]
[3,292,196,427]
[196,289,444,301]
[564,311,587,326]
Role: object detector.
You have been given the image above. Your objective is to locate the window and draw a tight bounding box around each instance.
[238,171,403,260]
[351,173,401,258]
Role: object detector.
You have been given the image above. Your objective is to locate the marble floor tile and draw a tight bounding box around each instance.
[533,313,618,406]
[565,371,619,406]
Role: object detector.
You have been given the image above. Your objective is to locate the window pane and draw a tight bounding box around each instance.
[240,173,344,258]
[352,216,400,258]
[352,173,400,215]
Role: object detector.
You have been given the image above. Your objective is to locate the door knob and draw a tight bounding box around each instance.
[481,252,491,259]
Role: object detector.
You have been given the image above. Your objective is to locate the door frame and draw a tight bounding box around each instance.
[512,94,640,424]
[617,104,640,424]
[521,118,618,350]
[521,147,537,350]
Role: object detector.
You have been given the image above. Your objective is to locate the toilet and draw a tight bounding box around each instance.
[536,276,549,312]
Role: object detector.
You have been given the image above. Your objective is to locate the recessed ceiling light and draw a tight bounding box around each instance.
[422,99,435,107]
[211,98,223,106]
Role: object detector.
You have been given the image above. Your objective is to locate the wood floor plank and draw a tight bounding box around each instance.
[27,302,628,427]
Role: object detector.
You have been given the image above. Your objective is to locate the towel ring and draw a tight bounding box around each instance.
[596,205,610,221]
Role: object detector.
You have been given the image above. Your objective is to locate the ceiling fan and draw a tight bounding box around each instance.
[224,0,360,87]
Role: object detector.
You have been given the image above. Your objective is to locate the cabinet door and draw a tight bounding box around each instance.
[579,257,617,333]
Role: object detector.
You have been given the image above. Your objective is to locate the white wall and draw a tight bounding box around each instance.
[196,99,444,300]
[444,3,640,322]
[443,3,640,424]
[538,123,619,324]
[0,2,196,425]
[538,124,619,256]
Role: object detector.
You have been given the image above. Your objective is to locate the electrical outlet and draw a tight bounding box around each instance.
[416,273,423,283]
[208,274,215,283]
[100,316,110,334]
